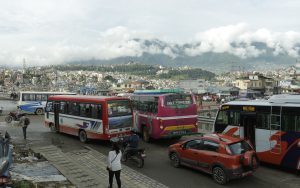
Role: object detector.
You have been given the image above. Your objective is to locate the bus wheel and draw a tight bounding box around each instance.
[79,130,88,143]
[142,126,150,142]
[35,108,44,115]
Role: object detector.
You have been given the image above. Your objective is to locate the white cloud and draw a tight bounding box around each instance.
[185,23,300,58]
[1,0,300,65]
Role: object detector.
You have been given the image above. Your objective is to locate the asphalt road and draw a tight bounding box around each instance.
[0,115,299,188]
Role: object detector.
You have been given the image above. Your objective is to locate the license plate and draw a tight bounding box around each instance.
[171,130,187,135]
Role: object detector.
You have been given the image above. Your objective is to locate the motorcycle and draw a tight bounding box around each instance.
[5,112,26,123]
[111,136,146,168]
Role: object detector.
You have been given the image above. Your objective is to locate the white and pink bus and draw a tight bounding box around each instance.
[44,95,133,142]
[128,89,198,142]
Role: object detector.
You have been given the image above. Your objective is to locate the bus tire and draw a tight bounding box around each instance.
[35,108,44,115]
[142,126,150,142]
[79,130,88,143]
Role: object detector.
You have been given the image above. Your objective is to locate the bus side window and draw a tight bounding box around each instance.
[60,102,66,114]
[85,104,92,118]
[22,94,29,101]
[257,113,270,129]
[281,107,297,132]
[282,114,295,131]
[41,94,47,101]
[91,104,102,119]
[36,94,42,101]
[153,102,158,113]
[133,101,138,110]
[29,94,35,101]
[70,102,80,116]
[97,105,102,119]
[80,103,87,117]
[64,102,69,114]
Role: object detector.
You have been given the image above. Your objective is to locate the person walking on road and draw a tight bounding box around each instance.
[107,142,122,188]
[19,114,30,139]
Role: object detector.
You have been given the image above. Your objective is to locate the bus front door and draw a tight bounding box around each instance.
[54,102,60,132]
[241,114,256,149]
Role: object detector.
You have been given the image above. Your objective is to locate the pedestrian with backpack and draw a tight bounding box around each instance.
[19,114,30,139]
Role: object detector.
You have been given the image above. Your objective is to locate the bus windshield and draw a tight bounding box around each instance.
[164,94,193,108]
[108,100,132,117]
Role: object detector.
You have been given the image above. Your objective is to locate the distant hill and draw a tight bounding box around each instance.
[66,39,300,73]
[56,63,216,80]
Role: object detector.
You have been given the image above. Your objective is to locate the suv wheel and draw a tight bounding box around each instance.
[212,166,227,185]
[170,152,180,168]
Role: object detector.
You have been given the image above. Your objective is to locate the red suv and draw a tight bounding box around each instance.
[168,134,259,184]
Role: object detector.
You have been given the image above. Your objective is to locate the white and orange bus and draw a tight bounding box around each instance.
[44,95,133,142]
[214,94,300,170]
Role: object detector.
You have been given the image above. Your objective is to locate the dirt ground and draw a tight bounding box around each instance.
[8,141,76,188]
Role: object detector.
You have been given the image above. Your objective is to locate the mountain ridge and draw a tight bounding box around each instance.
[66,39,299,73]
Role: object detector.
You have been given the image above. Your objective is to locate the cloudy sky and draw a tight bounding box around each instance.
[1,0,300,66]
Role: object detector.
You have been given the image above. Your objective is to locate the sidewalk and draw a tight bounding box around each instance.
[32,145,169,188]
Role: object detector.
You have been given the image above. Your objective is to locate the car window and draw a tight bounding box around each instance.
[185,140,202,149]
[229,140,251,155]
[200,140,219,152]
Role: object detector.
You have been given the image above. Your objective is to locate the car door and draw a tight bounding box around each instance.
[180,139,202,167]
[196,139,220,172]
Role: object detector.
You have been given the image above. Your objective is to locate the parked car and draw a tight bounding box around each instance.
[168,134,259,185]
